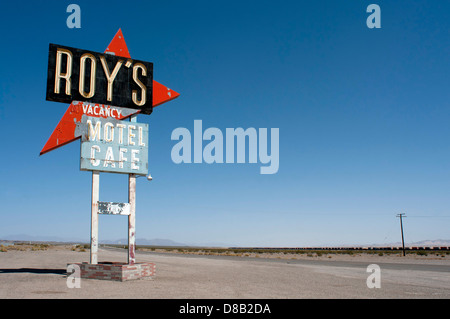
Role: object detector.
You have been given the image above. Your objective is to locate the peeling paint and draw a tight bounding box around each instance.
[98,202,131,215]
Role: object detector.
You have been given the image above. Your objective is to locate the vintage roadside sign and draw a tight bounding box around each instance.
[46,43,153,114]
[40,29,179,156]
[42,29,180,269]
[80,116,149,175]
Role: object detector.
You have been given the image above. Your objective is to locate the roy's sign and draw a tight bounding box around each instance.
[46,44,153,114]
[41,29,180,267]
[80,116,149,175]
[40,29,179,156]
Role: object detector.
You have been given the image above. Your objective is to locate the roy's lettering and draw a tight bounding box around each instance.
[46,44,153,114]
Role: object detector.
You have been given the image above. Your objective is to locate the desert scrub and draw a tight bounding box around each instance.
[72,244,87,252]
[31,244,49,251]
[416,251,428,256]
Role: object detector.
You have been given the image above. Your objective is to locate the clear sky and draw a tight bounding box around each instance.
[0,1,449,247]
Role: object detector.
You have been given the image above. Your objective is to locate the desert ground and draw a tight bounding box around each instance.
[0,244,449,299]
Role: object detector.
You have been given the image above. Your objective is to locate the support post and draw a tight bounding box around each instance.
[128,115,137,265]
[396,213,407,257]
[128,173,136,265]
[90,171,99,264]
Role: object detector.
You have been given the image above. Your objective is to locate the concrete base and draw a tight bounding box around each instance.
[69,262,156,282]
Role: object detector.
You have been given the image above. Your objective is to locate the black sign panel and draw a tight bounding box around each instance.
[46,44,153,114]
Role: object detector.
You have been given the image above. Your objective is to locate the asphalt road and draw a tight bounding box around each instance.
[129,248,450,273]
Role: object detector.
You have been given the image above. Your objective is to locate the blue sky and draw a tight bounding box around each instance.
[0,1,449,247]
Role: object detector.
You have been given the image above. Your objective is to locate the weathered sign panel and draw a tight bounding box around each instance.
[46,43,153,114]
[80,116,149,175]
[98,202,130,215]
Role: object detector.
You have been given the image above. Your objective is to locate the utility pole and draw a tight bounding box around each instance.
[396,213,407,256]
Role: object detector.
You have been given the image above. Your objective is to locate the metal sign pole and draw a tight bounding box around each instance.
[90,171,99,264]
[128,173,136,265]
[128,115,137,265]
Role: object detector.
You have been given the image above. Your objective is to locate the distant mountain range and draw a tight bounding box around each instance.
[0,234,225,247]
[1,234,449,247]
[370,239,450,247]
[101,238,187,246]
[0,234,86,243]
[0,234,188,246]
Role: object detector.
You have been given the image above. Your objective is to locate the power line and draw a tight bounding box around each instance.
[407,215,450,218]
